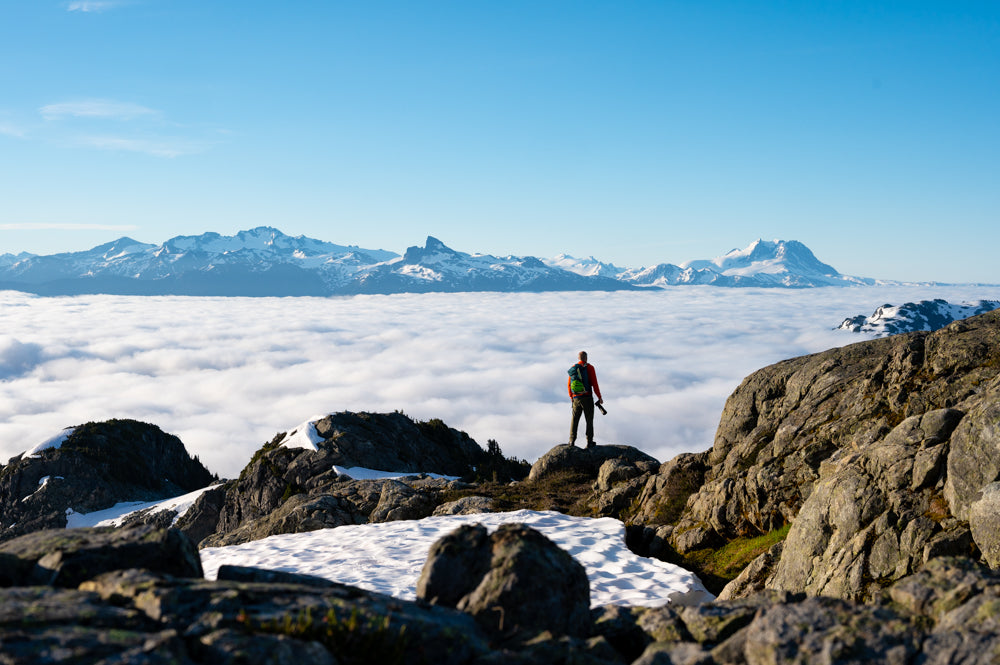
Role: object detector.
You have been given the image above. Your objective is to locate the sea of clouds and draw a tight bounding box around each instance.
[1,285,998,477]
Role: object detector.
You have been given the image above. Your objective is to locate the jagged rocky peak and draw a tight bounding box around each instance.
[838,298,1000,336]
[401,235,462,263]
[0,419,216,542]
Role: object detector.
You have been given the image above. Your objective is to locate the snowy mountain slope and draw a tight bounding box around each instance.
[544,254,626,279]
[838,299,1000,336]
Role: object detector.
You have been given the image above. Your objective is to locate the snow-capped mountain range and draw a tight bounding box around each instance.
[0,227,877,296]
[838,299,1000,336]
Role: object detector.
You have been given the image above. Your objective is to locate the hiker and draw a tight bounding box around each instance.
[568,351,603,448]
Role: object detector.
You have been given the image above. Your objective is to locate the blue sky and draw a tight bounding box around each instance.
[1,1,997,283]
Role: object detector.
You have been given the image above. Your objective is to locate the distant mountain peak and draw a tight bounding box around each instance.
[401,236,464,264]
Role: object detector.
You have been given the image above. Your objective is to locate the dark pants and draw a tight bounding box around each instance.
[570,396,595,445]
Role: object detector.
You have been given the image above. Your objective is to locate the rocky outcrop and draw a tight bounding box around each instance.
[630,309,1000,602]
[309,412,486,475]
[201,412,485,546]
[766,407,974,601]
[0,419,216,542]
[528,444,658,482]
[524,444,661,521]
[417,523,592,639]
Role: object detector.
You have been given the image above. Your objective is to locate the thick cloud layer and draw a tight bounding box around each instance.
[1,286,997,477]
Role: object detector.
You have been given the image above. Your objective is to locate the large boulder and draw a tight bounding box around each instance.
[0,419,216,542]
[368,479,438,522]
[0,524,202,587]
[417,522,592,638]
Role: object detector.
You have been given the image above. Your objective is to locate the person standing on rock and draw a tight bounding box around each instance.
[568,351,603,448]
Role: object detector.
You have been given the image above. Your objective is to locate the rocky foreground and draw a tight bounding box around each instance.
[2,309,1000,662]
[2,517,1000,663]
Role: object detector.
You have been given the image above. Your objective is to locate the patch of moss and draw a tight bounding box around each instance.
[679,524,792,596]
[924,491,950,522]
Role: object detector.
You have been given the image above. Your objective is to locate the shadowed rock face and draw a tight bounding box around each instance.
[0,419,216,542]
[630,309,1000,602]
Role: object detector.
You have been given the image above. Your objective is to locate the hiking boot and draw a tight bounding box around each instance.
[568,441,576,447]
[586,441,596,448]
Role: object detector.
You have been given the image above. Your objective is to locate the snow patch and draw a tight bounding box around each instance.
[21,475,64,502]
[24,427,75,458]
[332,466,461,481]
[280,416,326,451]
[63,484,221,529]
[95,484,222,527]
[200,509,714,607]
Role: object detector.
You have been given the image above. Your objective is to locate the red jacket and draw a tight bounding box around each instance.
[568,362,602,401]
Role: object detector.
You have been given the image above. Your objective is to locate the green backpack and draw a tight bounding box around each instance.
[568,364,589,394]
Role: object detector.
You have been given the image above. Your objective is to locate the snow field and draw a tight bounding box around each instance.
[199,509,714,608]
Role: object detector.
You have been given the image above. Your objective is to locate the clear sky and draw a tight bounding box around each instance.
[1,1,997,283]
